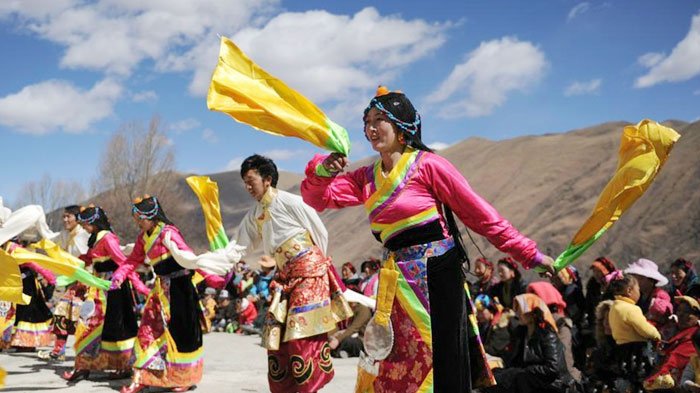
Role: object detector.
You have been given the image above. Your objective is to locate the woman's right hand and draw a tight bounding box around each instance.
[322,153,348,173]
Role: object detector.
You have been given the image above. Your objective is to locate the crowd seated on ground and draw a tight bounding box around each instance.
[470,255,700,393]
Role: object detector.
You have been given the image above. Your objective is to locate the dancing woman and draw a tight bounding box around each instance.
[301,86,555,392]
[113,196,241,393]
[63,206,146,382]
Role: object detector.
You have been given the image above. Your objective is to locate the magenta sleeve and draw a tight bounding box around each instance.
[113,234,145,287]
[102,232,127,265]
[300,154,368,212]
[422,153,541,268]
[163,225,193,252]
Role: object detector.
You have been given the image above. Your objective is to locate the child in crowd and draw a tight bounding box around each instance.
[202,287,217,333]
[608,272,661,345]
[236,297,258,334]
[607,272,661,383]
[212,290,237,333]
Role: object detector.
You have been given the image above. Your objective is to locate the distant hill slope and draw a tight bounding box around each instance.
[74,120,699,275]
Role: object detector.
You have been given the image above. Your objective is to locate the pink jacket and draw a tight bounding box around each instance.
[84,231,149,296]
[301,152,542,267]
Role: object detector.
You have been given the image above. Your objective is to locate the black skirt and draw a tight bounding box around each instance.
[15,267,52,324]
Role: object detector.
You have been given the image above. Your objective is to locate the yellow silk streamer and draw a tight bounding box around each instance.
[31,239,83,268]
[550,119,681,271]
[186,176,228,251]
[0,249,30,305]
[0,366,5,388]
[207,36,350,155]
[572,119,680,244]
[10,247,110,290]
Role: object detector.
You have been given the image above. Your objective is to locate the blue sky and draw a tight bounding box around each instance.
[1,0,699,206]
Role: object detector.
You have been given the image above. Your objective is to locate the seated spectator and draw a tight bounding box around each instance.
[624,258,670,314]
[671,258,700,298]
[485,293,574,393]
[254,256,276,304]
[359,259,380,298]
[236,297,259,334]
[645,296,700,390]
[679,330,700,392]
[471,257,498,298]
[202,287,217,333]
[584,257,618,319]
[489,257,527,310]
[212,290,237,333]
[329,302,372,358]
[527,281,581,381]
[341,262,361,292]
[584,300,617,389]
[647,291,676,340]
[552,266,585,328]
[607,272,660,383]
[475,294,514,361]
[239,269,258,297]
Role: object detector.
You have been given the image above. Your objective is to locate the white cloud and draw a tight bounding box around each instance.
[564,78,601,96]
[426,36,547,118]
[0,78,122,134]
[224,156,245,172]
[1,4,448,132]
[169,118,200,133]
[635,12,700,88]
[637,52,665,68]
[188,7,448,103]
[260,149,310,161]
[202,128,218,143]
[567,2,590,21]
[428,141,451,150]
[0,0,278,75]
[131,90,158,102]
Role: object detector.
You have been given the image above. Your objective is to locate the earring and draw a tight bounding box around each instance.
[398,134,405,144]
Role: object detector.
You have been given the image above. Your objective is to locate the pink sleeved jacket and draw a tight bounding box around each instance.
[85,231,149,295]
[301,150,542,267]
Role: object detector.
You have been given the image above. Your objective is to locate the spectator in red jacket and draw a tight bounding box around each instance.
[236,297,258,333]
[645,296,700,390]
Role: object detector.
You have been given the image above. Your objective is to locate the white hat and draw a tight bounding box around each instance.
[218,289,230,299]
[624,258,669,287]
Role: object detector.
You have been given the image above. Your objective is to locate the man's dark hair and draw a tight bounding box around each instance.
[64,205,81,217]
[240,154,279,187]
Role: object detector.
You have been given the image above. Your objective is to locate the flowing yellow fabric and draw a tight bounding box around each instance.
[207,36,350,155]
[186,176,228,251]
[32,239,83,268]
[552,119,680,270]
[10,247,110,290]
[0,249,30,305]
[0,366,5,388]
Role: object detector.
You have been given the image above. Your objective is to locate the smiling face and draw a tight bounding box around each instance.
[63,212,78,231]
[242,169,272,202]
[671,266,687,287]
[364,107,403,154]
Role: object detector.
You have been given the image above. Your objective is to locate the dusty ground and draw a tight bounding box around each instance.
[0,333,357,392]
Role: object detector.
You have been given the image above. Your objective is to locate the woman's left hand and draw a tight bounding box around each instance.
[538,255,556,277]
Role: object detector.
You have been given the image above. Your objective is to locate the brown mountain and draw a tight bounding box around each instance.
[104,120,700,276]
